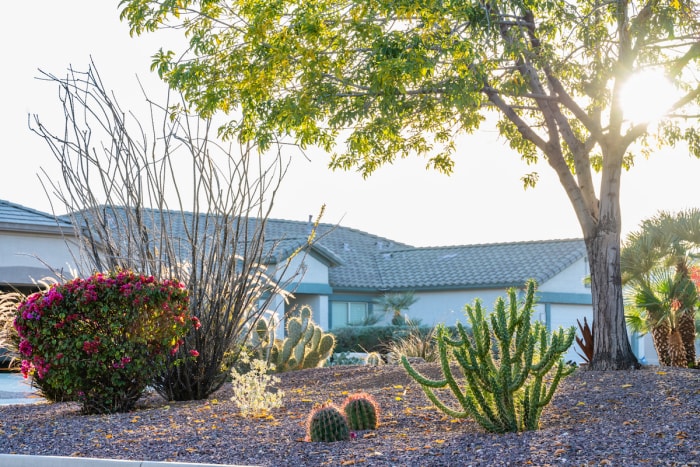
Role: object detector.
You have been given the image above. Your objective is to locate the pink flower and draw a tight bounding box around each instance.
[20,360,32,378]
[350,432,357,440]
[191,317,202,330]
[19,340,33,356]
[189,349,199,358]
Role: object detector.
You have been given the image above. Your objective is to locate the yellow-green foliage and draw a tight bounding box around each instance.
[230,353,284,417]
[402,280,575,433]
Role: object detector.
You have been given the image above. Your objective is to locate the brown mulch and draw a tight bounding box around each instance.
[0,364,698,466]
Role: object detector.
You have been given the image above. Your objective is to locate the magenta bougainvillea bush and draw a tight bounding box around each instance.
[14,270,199,414]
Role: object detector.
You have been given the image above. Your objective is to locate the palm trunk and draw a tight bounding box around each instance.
[650,321,672,366]
[586,227,639,370]
[678,308,696,366]
[668,328,687,368]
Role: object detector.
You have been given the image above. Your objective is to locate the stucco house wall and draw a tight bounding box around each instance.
[0,201,79,291]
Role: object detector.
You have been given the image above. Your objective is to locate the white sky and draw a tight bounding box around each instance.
[1,1,698,247]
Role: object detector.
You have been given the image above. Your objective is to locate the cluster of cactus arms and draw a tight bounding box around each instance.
[342,392,380,430]
[306,404,350,442]
[402,280,575,433]
[251,306,335,372]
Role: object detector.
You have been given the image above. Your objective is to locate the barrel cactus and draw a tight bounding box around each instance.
[341,392,379,430]
[364,352,384,366]
[306,404,350,442]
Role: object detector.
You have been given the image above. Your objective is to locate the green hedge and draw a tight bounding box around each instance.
[331,325,455,353]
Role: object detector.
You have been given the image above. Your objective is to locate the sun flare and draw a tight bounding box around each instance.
[619,70,680,124]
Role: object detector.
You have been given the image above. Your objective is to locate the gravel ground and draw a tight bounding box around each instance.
[0,364,698,466]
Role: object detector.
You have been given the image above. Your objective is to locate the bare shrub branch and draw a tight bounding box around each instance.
[29,61,309,400]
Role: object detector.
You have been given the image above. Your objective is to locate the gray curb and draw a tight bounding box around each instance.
[0,454,257,467]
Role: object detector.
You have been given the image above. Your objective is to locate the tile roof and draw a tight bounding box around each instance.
[21,202,585,291]
[371,240,587,290]
[0,200,73,233]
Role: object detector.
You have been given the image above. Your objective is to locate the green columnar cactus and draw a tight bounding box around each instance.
[306,404,351,442]
[365,352,384,366]
[342,392,380,430]
[252,306,335,372]
[402,280,575,433]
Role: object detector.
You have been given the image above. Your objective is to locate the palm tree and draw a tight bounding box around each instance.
[621,209,700,367]
[377,291,419,326]
[624,268,697,366]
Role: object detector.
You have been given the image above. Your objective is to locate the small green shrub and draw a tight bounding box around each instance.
[14,270,196,414]
[403,280,575,433]
[328,352,365,366]
[230,353,284,417]
[306,404,350,442]
[332,325,446,353]
[341,392,380,430]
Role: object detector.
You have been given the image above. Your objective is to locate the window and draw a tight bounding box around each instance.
[330,302,368,328]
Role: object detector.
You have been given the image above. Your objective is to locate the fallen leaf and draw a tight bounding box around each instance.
[395,397,402,401]
[435,439,446,444]
[553,448,566,456]
[393,385,404,389]
[656,371,667,375]
[363,432,377,439]
[577,401,586,406]
[620,384,633,388]
[105,434,113,439]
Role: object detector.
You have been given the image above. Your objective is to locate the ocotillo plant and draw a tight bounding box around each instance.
[402,280,575,433]
[305,404,350,442]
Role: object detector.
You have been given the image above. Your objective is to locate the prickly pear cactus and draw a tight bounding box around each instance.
[341,392,379,430]
[306,404,350,442]
[278,306,335,371]
[250,306,335,372]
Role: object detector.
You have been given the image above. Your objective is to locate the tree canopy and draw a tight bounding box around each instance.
[119,0,700,370]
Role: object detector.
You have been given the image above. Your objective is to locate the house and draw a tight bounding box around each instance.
[264,220,606,363]
[0,200,78,293]
[1,200,652,363]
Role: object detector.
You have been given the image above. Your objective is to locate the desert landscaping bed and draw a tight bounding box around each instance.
[0,364,698,466]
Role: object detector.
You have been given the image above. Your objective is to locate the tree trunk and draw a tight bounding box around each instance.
[586,228,639,370]
[668,328,687,368]
[678,308,696,366]
[650,321,672,366]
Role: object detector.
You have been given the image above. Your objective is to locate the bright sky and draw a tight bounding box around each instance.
[2,1,698,247]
